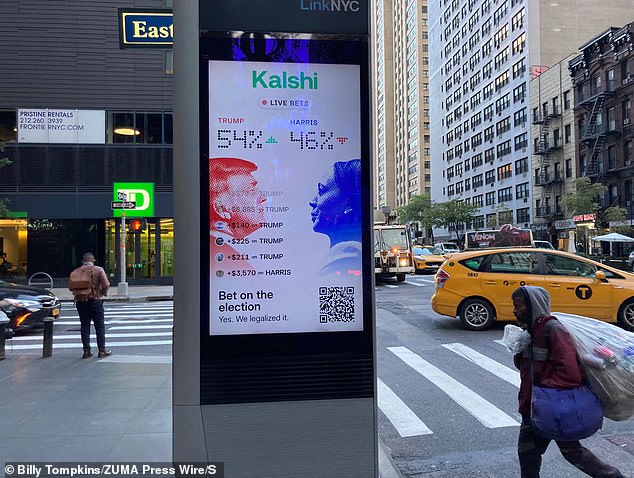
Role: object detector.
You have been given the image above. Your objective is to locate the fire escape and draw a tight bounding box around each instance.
[579,88,617,179]
[533,106,562,218]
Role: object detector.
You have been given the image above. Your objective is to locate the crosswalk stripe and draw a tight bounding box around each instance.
[5,340,172,351]
[9,332,172,341]
[54,318,173,326]
[405,281,426,287]
[61,312,174,319]
[388,346,519,428]
[441,343,520,388]
[377,378,433,437]
[109,325,173,330]
[382,284,398,288]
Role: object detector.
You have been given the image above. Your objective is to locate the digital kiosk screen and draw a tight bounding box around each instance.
[200,33,372,403]
[203,34,370,337]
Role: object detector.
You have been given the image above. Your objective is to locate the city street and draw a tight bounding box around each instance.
[3,286,634,477]
[3,301,173,360]
[375,275,634,477]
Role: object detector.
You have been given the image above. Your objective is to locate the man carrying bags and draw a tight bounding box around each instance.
[511,285,625,478]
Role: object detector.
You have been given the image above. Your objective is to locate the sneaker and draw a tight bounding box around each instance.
[98,349,112,358]
[82,350,93,359]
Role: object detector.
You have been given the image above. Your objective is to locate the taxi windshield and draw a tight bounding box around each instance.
[414,246,441,255]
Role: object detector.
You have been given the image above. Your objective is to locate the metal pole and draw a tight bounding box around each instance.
[118,203,129,296]
[42,317,54,358]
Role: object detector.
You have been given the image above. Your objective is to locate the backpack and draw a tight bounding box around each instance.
[551,313,634,421]
[69,266,96,302]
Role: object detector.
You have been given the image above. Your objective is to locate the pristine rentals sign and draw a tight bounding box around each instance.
[17,109,105,144]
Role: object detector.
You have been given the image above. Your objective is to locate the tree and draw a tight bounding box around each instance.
[434,199,480,245]
[397,194,437,242]
[0,141,11,217]
[565,177,627,230]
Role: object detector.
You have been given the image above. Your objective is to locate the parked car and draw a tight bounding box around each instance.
[434,242,461,254]
[532,240,555,250]
[412,245,446,274]
[432,248,634,332]
[0,280,61,337]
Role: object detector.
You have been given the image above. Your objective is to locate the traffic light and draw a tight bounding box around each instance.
[128,218,147,233]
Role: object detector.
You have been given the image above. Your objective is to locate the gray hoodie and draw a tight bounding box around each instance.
[516,285,551,331]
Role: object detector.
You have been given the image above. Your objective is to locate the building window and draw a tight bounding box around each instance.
[516,182,529,199]
[107,110,173,144]
[514,108,527,126]
[485,169,495,185]
[517,207,530,224]
[515,156,528,174]
[485,191,496,206]
[566,158,573,177]
[497,163,512,180]
[563,90,571,110]
[498,187,513,203]
[0,109,17,142]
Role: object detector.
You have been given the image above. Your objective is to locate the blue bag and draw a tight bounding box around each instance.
[531,384,603,441]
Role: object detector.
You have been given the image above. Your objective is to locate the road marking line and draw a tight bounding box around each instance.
[388,346,519,428]
[377,378,433,437]
[442,343,520,388]
[5,340,173,350]
[61,312,174,319]
[9,332,173,341]
[55,318,173,325]
[382,284,398,288]
[405,281,426,287]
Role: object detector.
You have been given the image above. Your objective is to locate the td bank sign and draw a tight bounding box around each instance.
[113,182,154,218]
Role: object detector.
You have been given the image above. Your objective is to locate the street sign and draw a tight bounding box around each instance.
[111,201,136,209]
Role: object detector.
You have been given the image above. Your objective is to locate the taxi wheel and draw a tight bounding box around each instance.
[396,273,406,282]
[459,298,495,331]
[618,299,634,332]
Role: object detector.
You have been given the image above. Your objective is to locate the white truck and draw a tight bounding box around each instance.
[373,224,415,282]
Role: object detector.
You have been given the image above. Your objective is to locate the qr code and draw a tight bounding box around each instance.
[319,286,355,323]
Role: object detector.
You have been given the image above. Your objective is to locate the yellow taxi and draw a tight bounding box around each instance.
[431,248,634,331]
[412,245,446,274]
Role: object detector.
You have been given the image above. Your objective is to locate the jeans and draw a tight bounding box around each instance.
[518,414,624,478]
[76,299,106,351]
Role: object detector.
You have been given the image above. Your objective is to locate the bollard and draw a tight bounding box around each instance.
[42,317,55,358]
[0,310,9,360]
[0,324,7,360]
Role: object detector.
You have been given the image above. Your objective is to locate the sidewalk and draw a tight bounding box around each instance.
[1,285,401,478]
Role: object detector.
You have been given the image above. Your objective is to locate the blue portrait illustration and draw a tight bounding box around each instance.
[309,159,362,276]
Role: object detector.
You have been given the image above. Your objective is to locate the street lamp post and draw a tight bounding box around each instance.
[117,192,128,296]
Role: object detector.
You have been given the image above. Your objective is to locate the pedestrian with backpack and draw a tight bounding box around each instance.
[69,252,111,359]
[511,286,625,478]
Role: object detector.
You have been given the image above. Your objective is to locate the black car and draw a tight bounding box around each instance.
[0,280,61,337]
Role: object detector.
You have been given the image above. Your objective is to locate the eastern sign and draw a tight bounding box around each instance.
[17,109,105,144]
[118,9,173,48]
[112,183,154,217]
[206,38,365,336]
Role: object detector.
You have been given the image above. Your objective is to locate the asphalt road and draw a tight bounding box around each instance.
[7,288,634,477]
[375,273,634,478]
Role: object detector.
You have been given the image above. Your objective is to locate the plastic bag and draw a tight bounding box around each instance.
[502,324,532,353]
[552,312,634,421]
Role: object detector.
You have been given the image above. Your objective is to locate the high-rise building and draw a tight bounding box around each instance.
[372,0,431,218]
[428,0,632,239]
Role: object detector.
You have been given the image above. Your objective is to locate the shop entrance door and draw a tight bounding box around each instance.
[106,218,173,283]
